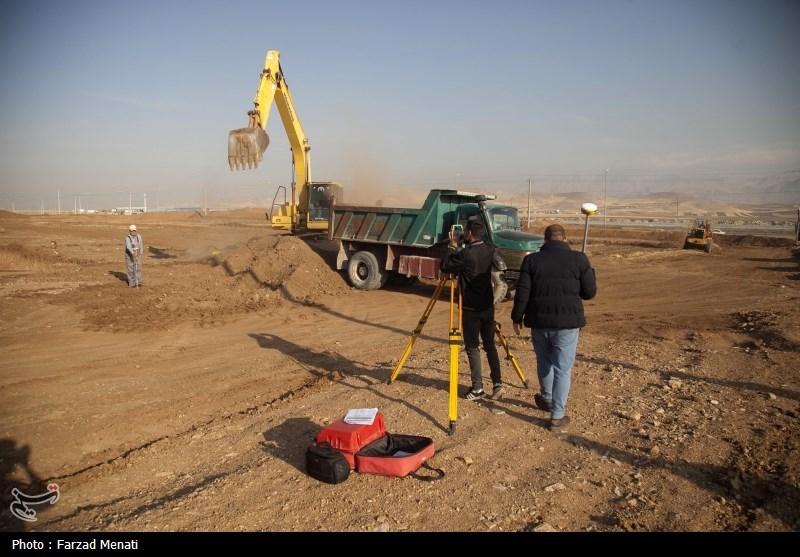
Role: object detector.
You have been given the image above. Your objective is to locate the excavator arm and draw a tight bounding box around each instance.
[228,50,314,230]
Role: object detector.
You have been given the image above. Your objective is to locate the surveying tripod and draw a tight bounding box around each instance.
[387,274,528,435]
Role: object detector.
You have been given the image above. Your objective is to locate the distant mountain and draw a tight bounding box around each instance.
[504,170,800,207]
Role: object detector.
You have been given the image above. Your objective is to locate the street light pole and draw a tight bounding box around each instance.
[527,176,532,228]
[603,169,609,227]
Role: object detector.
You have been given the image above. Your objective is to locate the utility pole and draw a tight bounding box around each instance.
[57,189,61,214]
[676,194,679,218]
[204,187,207,216]
[796,206,799,243]
[603,169,609,227]
[527,176,532,228]
[143,192,147,213]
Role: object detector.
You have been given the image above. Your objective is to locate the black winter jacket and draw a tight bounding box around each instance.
[510,240,597,329]
[440,240,495,312]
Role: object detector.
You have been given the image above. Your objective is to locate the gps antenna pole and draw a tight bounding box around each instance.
[580,203,598,253]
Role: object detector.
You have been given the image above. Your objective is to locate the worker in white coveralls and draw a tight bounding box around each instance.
[125,224,143,287]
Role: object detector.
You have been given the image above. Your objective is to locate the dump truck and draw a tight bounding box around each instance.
[228,50,342,233]
[328,189,545,303]
[683,219,714,253]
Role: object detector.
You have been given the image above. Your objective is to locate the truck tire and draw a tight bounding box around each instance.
[704,238,714,253]
[347,251,388,291]
[492,270,509,304]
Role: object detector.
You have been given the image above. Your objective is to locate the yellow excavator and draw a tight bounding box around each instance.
[228,50,343,232]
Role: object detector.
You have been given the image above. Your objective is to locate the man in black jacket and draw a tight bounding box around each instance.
[440,220,503,401]
[511,223,597,431]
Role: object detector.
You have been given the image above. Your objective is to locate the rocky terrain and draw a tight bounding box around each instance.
[0,208,798,542]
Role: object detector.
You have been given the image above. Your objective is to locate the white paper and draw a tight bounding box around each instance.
[343,407,378,425]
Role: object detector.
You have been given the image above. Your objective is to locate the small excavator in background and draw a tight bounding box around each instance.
[683,219,714,253]
[228,50,342,233]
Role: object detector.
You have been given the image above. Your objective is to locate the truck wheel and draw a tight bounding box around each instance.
[492,270,509,304]
[347,251,387,290]
[704,239,714,253]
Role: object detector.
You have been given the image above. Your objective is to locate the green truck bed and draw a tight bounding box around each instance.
[328,190,489,246]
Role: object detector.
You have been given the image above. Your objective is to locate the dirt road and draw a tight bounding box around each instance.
[1,209,798,535]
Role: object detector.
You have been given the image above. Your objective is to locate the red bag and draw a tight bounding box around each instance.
[316,412,387,470]
[355,434,444,480]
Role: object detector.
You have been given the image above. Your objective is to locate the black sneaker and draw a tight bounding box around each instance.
[534,393,552,412]
[548,415,571,432]
[465,388,486,401]
[491,383,505,400]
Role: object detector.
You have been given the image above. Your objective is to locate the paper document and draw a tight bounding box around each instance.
[343,407,378,425]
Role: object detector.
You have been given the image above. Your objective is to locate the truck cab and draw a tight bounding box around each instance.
[451,200,544,285]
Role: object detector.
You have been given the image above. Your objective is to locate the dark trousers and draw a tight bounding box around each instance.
[462,307,502,390]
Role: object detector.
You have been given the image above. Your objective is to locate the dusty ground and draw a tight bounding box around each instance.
[0,208,798,537]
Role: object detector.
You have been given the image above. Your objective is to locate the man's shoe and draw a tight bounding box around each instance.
[548,415,571,432]
[465,388,486,401]
[534,393,552,412]
[491,383,505,400]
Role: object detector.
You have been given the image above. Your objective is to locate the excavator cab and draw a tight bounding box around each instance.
[228,127,270,171]
[271,181,343,232]
[307,182,343,230]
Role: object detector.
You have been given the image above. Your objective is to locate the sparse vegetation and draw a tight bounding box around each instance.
[0,243,55,271]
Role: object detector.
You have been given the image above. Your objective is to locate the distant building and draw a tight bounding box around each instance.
[113,207,147,215]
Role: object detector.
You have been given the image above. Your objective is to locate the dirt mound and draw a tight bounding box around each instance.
[716,234,796,248]
[50,234,352,332]
[215,234,350,302]
[0,210,29,220]
[0,242,60,271]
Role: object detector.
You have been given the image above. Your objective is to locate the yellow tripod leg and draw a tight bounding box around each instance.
[448,276,461,435]
[495,322,529,388]
[388,276,448,384]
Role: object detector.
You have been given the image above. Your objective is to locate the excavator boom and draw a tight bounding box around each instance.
[228,50,341,232]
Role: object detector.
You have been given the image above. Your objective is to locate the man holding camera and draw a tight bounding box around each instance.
[440,220,503,400]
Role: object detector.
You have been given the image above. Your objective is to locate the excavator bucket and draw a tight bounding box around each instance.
[228,127,270,170]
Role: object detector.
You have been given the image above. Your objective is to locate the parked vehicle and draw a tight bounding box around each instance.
[328,189,544,303]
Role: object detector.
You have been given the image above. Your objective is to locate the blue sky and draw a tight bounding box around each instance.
[1,0,798,210]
